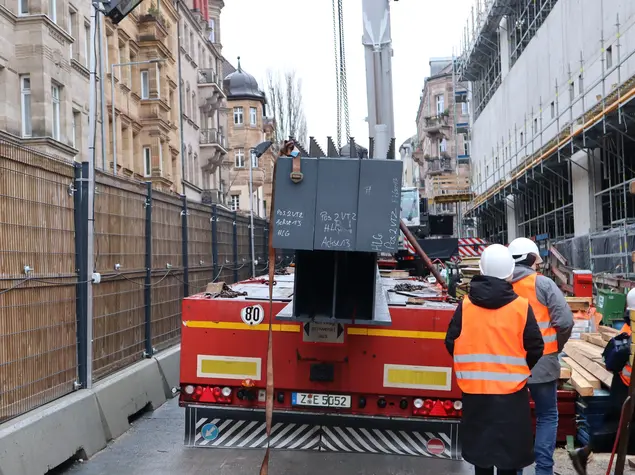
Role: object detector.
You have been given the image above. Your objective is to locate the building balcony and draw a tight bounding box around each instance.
[427,158,453,176]
[199,128,228,170]
[430,174,473,203]
[198,69,225,114]
[423,115,451,135]
[201,188,222,205]
[456,121,470,134]
[137,13,169,47]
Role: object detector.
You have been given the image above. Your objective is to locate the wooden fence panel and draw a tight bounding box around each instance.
[151,193,183,350]
[92,179,147,380]
[0,141,77,421]
[215,208,235,283]
[187,203,213,294]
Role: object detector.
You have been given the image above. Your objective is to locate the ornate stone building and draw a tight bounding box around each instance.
[222,58,275,218]
[415,58,472,236]
[178,0,228,204]
[0,0,101,161]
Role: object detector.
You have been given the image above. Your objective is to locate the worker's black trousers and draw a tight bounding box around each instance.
[474,467,517,475]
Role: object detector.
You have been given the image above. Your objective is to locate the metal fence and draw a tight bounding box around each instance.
[0,138,267,422]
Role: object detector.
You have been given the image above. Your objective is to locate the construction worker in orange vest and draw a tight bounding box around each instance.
[569,289,635,474]
[508,237,574,475]
[445,244,545,475]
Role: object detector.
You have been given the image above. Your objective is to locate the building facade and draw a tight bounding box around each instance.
[178,0,227,204]
[457,0,635,248]
[0,0,100,162]
[415,58,471,237]
[398,136,419,188]
[0,0,232,200]
[222,58,275,218]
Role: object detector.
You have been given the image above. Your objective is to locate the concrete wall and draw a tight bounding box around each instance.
[0,346,180,475]
[471,0,635,196]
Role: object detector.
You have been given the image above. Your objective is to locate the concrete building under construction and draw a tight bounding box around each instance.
[457,0,635,275]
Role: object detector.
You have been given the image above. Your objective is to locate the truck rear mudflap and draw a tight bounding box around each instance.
[185,404,461,459]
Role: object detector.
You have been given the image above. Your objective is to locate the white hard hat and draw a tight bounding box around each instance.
[508,237,544,265]
[627,289,635,311]
[479,244,516,281]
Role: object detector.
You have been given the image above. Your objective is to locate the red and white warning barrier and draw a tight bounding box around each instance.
[458,238,487,257]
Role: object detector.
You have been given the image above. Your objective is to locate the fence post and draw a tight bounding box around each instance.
[181,195,189,297]
[211,205,219,281]
[74,163,88,388]
[248,221,254,278]
[233,212,238,282]
[144,182,153,358]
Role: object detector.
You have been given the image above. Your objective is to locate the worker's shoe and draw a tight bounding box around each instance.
[568,448,589,475]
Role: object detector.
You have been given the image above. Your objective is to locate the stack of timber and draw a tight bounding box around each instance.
[455,257,480,297]
[564,326,623,448]
[560,326,616,397]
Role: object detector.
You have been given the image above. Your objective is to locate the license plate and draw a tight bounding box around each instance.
[291,392,351,408]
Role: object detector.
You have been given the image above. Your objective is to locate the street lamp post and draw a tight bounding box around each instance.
[110,58,164,175]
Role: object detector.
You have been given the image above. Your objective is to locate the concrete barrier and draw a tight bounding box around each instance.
[0,345,180,475]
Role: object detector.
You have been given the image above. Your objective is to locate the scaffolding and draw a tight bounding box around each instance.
[458,0,635,275]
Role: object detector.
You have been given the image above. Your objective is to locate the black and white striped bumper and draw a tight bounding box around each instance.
[184,405,462,459]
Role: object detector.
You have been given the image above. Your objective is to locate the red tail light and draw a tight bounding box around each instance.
[443,400,453,411]
[213,387,222,397]
[195,386,203,397]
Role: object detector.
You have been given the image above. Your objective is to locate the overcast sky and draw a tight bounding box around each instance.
[222,0,473,149]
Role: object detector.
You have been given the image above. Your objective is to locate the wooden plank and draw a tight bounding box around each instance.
[599,325,620,337]
[567,340,604,359]
[581,333,607,348]
[549,246,568,266]
[568,369,595,397]
[560,364,572,380]
[566,297,593,312]
[562,357,601,389]
[564,345,613,387]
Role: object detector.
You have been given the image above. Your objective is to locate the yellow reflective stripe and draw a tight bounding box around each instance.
[184,321,447,340]
[347,328,446,340]
[184,321,301,332]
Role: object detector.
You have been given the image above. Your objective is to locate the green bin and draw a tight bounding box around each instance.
[597,289,626,324]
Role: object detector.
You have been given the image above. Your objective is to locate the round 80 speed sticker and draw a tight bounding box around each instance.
[240,304,265,326]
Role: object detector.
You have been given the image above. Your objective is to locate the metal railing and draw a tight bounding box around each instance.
[200,128,226,148]
[198,68,219,85]
[427,159,453,174]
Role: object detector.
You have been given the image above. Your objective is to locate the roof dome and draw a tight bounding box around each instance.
[223,57,265,102]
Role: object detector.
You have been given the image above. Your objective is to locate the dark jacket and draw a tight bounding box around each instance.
[445,275,544,470]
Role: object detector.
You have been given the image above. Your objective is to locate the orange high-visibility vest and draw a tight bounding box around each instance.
[453,296,531,395]
[620,323,632,387]
[512,273,559,355]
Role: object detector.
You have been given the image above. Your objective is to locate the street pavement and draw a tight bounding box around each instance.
[57,396,612,475]
[56,397,474,475]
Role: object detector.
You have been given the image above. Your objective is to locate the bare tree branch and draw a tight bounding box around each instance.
[264,69,308,147]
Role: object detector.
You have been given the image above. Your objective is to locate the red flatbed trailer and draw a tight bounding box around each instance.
[179,273,463,459]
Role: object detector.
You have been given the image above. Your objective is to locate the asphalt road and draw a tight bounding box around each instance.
[56,397,613,475]
[56,397,474,475]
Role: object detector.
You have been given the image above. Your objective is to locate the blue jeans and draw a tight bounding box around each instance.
[517,381,558,475]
